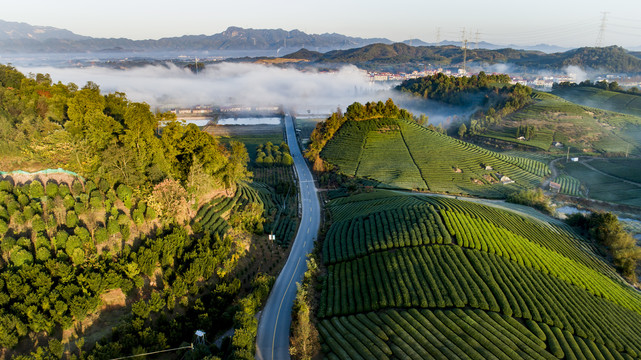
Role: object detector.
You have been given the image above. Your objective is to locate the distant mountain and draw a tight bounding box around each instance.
[0,20,392,53]
[402,39,569,53]
[0,19,88,41]
[284,43,641,73]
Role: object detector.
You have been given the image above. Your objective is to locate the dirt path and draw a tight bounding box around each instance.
[541,157,562,190]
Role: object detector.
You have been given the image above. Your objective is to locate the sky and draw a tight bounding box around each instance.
[3,0,641,48]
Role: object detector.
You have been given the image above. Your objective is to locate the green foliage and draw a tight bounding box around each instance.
[320,116,549,197]
[256,141,294,167]
[397,72,511,105]
[306,98,412,160]
[45,182,59,198]
[568,212,641,282]
[0,66,258,358]
[506,188,553,214]
[29,180,45,198]
[65,211,78,228]
[319,192,641,360]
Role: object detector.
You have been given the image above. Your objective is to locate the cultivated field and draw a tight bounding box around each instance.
[321,118,550,198]
[318,191,641,359]
[553,86,641,118]
[477,92,641,155]
[561,160,641,208]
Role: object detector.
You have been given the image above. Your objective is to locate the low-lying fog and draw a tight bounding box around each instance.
[18,62,474,126]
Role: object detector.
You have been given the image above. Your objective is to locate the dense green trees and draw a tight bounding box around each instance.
[0,64,272,359]
[306,98,412,161]
[397,73,533,137]
[554,79,641,96]
[567,212,641,282]
[256,141,293,167]
[0,64,250,195]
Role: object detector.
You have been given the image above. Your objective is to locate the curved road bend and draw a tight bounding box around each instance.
[256,114,321,360]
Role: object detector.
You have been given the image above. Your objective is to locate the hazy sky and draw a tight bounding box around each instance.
[3,0,641,47]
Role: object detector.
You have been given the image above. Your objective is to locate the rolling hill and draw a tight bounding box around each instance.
[317,190,641,359]
[552,86,641,118]
[285,44,641,72]
[319,117,549,198]
[476,92,641,155]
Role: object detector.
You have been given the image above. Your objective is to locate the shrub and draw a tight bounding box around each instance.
[0,180,12,192]
[71,180,84,197]
[55,231,68,250]
[94,227,109,245]
[10,248,33,267]
[29,180,45,198]
[506,188,553,214]
[116,184,133,203]
[45,182,59,198]
[62,194,75,210]
[58,184,70,197]
[66,211,79,228]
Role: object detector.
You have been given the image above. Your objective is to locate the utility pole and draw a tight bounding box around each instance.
[596,11,609,47]
[566,146,570,162]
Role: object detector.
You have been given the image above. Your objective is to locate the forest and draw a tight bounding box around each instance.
[0,64,272,359]
[396,73,533,137]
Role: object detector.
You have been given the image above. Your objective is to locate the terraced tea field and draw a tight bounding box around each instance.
[477,92,641,155]
[320,118,550,198]
[317,191,641,360]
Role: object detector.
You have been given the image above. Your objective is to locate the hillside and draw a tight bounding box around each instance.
[319,117,549,198]
[317,191,641,359]
[0,64,285,359]
[476,92,641,155]
[284,44,641,72]
[552,86,641,118]
[395,74,641,155]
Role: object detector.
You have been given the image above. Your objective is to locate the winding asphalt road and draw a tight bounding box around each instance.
[255,114,321,360]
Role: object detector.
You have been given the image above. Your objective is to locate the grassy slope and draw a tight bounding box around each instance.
[561,160,641,208]
[478,92,641,155]
[318,191,641,359]
[552,86,641,118]
[321,118,549,198]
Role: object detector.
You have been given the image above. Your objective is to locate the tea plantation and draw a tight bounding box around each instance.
[320,118,550,198]
[317,191,641,359]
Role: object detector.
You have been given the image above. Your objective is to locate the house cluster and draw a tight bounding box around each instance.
[509,75,574,89]
[171,105,281,115]
[368,69,441,82]
[171,105,213,115]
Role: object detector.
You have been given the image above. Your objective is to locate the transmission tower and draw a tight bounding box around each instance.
[596,11,609,47]
[475,30,481,49]
[435,27,441,44]
[461,28,468,74]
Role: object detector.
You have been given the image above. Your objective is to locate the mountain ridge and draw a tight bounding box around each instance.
[0,19,604,55]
